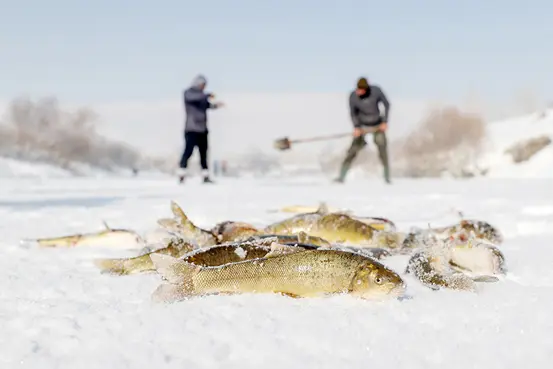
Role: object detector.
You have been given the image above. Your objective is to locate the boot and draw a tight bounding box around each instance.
[383,166,391,184]
[333,163,350,183]
[201,169,214,184]
[176,168,187,184]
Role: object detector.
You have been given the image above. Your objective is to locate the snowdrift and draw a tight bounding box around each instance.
[478,109,553,178]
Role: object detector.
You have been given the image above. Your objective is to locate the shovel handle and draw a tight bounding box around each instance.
[289,126,380,144]
[288,132,351,144]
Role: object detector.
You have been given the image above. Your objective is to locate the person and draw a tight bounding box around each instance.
[334,77,391,184]
[177,74,224,184]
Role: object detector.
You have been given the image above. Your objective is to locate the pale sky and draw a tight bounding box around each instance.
[1,0,552,161]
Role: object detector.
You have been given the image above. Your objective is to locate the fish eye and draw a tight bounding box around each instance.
[374,276,383,284]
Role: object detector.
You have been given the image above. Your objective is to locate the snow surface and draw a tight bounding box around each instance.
[479,109,553,178]
[1,175,552,368]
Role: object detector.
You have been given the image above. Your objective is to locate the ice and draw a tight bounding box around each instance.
[0,176,552,368]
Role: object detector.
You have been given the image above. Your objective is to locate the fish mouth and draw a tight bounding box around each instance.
[388,283,407,298]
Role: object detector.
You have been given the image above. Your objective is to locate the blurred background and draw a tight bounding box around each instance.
[1,0,552,181]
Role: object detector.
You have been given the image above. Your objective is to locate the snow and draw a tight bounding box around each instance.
[0,158,73,179]
[1,175,552,368]
[479,109,553,178]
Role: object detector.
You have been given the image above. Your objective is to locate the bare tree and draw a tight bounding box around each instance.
[0,95,170,174]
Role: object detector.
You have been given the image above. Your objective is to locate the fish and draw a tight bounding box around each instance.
[93,237,196,275]
[30,222,144,248]
[406,219,503,246]
[263,210,389,249]
[405,250,477,292]
[268,202,396,232]
[456,220,503,245]
[157,201,218,247]
[150,248,406,303]
[94,237,315,275]
[405,236,505,291]
[181,241,315,267]
[210,221,261,243]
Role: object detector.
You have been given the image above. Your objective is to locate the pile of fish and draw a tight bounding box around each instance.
[28,201,507,303]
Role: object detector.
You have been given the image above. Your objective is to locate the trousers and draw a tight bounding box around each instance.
[179,131,208,170]
[337,130,390,181]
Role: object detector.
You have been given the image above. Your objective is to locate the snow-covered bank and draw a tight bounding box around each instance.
[479,109,553,178]
[0,177,552,368]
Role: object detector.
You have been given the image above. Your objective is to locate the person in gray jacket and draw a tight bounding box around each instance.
[334,77,391,184]
[177,74,224,184]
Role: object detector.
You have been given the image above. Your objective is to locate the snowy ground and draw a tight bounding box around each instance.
[1,176,552,368]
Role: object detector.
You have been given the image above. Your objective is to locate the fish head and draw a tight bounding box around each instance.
[350,261,406,299]
[460,220,503,245]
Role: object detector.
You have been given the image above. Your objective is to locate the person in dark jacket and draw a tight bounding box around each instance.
[177,74,224,184]
[334,77,391,184]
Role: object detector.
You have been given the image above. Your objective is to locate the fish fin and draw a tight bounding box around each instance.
[472,275,500,283]
[297,231,309,244]
[169,202,204,234]
[102,220,111,230]
[265,242,304,258]
[151,283,195,303]
[368,223,386,231]
[278,292,302,298]
[170,201,189,223]
[316,202,329,214]
[150,253,200,285]
[93,258,128,275]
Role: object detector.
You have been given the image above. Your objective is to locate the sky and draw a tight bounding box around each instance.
[0,0,552,161]
[1,0,552,102]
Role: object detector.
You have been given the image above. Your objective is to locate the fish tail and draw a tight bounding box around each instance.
[151,283,195,303]
[93,258,129,275]
[150,254,200,302]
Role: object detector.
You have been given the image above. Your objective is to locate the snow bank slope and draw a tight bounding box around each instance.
[0,157,73,178]
[480,109,553,178]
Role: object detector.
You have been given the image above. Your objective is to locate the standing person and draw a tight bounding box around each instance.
[177,74,224,184]
[334,77,391,184]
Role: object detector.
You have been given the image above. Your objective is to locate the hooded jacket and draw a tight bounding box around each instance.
[183,75,216,133]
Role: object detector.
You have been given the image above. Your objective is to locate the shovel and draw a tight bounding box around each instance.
[273,126,380,151]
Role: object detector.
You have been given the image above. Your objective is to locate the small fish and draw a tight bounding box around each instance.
[31,222,143,249]
[181,241,312,267]
[405,237,505,291]
[94,238,312,275]
[94,238,195,275]
[157,201,218,247]
[150,249,406,303]
[264,209,385,248]
[268,203,396,232]
[405,251,477,292]
[406,219,503,246]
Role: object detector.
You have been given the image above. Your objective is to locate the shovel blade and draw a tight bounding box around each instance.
[273,137,291,150]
